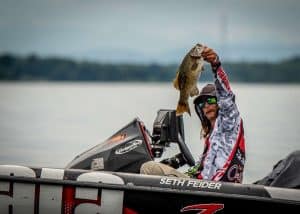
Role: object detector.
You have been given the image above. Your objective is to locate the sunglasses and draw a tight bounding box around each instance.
[198,97,217,108]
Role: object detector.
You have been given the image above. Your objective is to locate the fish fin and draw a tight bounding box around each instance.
[176,102,191,116]
[190,86,199,97]
[173,70,186,90]
[177,70,186,90]
[173,74,180,90]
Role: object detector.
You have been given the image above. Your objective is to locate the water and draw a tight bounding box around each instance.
[0,82,299,184]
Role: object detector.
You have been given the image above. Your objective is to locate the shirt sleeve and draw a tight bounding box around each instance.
[214,66,240,131]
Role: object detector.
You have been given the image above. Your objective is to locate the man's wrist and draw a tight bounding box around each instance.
[211,56,221,71]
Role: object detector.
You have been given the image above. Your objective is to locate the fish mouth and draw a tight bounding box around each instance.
[190,56,202,59]
[189,44,204,58]
[189,53,203,58]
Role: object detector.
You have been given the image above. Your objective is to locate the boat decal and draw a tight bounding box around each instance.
[0,165,129,214]
[181,203,224,214]
[115,139,143,155]
[160,177,222,190]
[107,133,127,144]
[91,157,104,170]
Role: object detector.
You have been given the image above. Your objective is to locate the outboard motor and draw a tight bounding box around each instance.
[254,150,300,189]
[66,109,195,173]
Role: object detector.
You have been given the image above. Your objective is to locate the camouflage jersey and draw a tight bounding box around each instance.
[188,65,246,183]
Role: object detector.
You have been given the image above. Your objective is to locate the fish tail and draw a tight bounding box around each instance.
[176,102,191,116]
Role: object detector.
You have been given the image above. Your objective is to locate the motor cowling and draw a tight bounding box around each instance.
[65,118,153,173]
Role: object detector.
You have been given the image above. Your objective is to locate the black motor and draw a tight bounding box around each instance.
[65,109,195,173]
[254,150,300,189]
[65,118,153,173]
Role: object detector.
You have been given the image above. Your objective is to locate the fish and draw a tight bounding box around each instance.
[173,43,205,116]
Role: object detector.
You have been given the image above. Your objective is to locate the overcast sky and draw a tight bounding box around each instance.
[0,0,299,63]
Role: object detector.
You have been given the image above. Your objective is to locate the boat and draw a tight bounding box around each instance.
[0,109,299,213]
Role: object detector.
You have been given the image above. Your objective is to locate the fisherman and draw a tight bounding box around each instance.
[141,45,246,183]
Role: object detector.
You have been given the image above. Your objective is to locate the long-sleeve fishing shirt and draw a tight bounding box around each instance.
[197,65,246,183]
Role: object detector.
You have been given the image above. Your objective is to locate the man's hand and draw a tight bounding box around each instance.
[185,163,202,178]
[160,153,186,169]
[202,46,221,70]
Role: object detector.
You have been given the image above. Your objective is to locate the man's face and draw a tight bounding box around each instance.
[202,102,218,121]
[199,96,218,122]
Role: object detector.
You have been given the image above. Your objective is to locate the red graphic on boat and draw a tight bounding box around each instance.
[181,203,224,214]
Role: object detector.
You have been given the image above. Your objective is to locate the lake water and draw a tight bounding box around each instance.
[0,82,299,184]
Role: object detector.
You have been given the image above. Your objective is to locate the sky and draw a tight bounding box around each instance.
[0,0,300,63]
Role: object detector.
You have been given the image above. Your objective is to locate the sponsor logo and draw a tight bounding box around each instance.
[227,164,243,183]
[181,203,224,214]
[91,157,104,170]
[115,139,143,155]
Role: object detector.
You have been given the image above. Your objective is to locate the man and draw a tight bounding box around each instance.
[141,46,246,183]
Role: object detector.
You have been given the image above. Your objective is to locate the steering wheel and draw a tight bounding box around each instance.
[177,134,195,166]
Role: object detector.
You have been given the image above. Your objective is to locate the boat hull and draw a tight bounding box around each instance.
[0,165,299,213]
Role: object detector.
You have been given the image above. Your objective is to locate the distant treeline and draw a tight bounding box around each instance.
[1,54,300,82]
